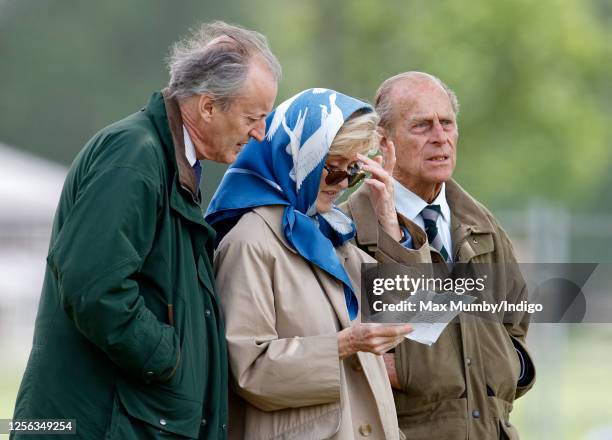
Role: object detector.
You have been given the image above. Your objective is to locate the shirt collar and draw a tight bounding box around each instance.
[393,180,451,222]
[183,125,197,167]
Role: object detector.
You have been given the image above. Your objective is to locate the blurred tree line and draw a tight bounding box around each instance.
[1,0,611,211]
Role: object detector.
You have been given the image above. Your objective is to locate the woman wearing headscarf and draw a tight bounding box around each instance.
[206,89,412,439]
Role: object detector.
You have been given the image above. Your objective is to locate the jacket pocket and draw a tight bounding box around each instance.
[395,398,468,438]
[486,396,518,440]
[241,400,341,440]
[106,392,193,439]
[482,323,521,401]
[500,421,520,440]
[112,378,202,439]
[395,325,465,399]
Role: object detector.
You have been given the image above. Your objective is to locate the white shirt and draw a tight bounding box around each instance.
[393,179,453,261]
[183,125,197,167]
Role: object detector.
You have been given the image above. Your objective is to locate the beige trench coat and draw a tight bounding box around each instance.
[214,205,402,440]
[340,180,536,440]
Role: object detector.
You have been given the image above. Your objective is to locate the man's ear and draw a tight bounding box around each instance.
[198,94,215,122]
[377,126,392,149]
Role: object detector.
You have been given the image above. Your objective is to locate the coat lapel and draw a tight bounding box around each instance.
[446,180,495,262]
[162,89,200,199]
[347,185,378,248]
[346,184,429,264]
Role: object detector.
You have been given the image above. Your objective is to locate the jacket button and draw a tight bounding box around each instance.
[159,419,167,426]
[358,424,372,436]
[352,362,363,372]
[472,410,480,419]
[145,371,154,376]
[466,357,472,366]
[505,420,511,428]
[201,419,207,426]
[205,309,211,317]
[473,238,478,244]
[222,424,227,430]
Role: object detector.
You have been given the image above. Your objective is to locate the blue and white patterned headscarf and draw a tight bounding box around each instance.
[206,88,373,320]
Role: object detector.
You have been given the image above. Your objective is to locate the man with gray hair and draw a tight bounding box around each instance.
[342,72,535,439]
[12,21,279,439]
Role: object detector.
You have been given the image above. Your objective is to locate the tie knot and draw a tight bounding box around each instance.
[421,204,442,221]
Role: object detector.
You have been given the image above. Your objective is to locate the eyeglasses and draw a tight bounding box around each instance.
[323,163,366,188]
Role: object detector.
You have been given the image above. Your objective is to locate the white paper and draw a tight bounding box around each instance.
[371,290,477,346]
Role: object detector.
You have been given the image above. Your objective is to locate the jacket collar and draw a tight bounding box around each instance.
[144,90,200,200]
[347,185,379,246]
[255,205,353,263]
[348,184,428,249]
[161,89,200,199]
[349,179,496,261]
[144,91,212,239]
[445,179,495,260]
[253,205,298,254]
[393,180,451,224]
[445,179,494,234]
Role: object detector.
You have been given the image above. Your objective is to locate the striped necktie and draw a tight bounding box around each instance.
[421,204,451,263]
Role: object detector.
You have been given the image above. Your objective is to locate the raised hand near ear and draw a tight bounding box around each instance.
[357,139,402,241]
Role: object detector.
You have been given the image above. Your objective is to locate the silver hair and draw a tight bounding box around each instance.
[375,71,459,130]
[166,21,281,107]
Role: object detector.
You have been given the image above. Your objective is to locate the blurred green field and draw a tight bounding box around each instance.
[0,363,18,440]
[512,325,612,439]
[0,374,17,422]
[1,326,611,439]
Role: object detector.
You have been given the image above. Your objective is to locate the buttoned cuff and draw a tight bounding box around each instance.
[399,224,414,249]
[515,345,533,387]
[376,222,433,268]
[141,325,181,384]
[511,337,535,389]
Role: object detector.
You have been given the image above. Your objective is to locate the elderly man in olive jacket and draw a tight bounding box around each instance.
[11,22,279,439]
[341,72,535,439]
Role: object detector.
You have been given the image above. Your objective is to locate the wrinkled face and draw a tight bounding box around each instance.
[200,60,278,164]
[316,154,359,213]
[387,80,458,200]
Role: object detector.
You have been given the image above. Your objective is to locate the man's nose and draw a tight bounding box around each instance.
[430,120,447,144]
[249,118,266,142]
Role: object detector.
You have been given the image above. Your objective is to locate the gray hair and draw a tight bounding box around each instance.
[167,21,281,107]
[374,71,459,130]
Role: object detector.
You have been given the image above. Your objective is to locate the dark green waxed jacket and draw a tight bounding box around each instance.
[11,91,228,439]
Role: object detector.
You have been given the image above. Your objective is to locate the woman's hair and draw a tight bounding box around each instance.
[328,109,380,158]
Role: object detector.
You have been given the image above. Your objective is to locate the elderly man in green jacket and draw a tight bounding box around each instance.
[11,21,279,439]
